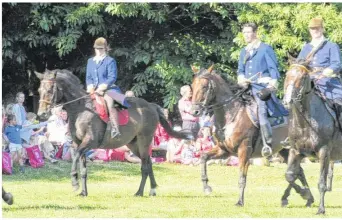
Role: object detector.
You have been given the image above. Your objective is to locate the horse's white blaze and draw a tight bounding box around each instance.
[284,82,294,104]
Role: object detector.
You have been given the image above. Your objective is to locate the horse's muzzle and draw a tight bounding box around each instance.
[37,112,49,121]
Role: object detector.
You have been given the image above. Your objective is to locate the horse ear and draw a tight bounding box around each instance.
[287,53,297,65]
[208,64,214,74]
[191,65,199,74]
[34,71,44,80]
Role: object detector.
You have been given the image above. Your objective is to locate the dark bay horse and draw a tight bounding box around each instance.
[190,66,289,206]
[2,187,13,205]
[34,69,192,197]
[283,63,341,214]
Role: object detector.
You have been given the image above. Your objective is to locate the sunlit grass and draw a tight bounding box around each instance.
[2,161,342,218]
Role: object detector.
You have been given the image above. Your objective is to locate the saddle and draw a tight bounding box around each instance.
[90,94,129,126]
[312,85,342,131]
[240,89,288,129]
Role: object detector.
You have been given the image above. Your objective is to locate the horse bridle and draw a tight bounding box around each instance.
[287,64,312,103]
[193,75,246,112]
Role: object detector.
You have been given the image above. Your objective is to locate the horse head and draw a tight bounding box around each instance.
[35,69,63,120]
[190,65,217,116]
[283,61,312,109]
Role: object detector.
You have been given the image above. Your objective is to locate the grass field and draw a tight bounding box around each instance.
[2,160,342,218]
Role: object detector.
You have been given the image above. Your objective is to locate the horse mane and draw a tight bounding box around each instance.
[197,69,245,95]
[47,69,86,96]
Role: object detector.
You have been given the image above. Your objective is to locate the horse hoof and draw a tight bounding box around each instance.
[149,189,157,196]
[306,199,314,207]
[281,200,288,207]
[316,209,325,215]
[72,184,80,192]
[134,192,143,197]
[78,191,88,197]
[235,201,244,207]
[204,186,212,195]
[4,193,13,205]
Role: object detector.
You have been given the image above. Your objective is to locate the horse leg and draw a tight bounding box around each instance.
[71,150,81,191]
[316,146,330,215]
[147,156,158,196]
[327,161,334,192]
[129,135,151,197]
[200,147,226,195]
[297,165,315,207]
[135,157,149,197]
[78,154,88,197]
[282,149,312,207]
[236,139,252,207]
[2,187,13,205]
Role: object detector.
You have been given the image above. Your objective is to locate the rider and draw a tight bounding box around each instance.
[86,37,122,138]
[297,17,342,106]
[237,22,288,157]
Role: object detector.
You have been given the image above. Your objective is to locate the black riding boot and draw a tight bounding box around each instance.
[108,108,121,138]
[261,123,273,157]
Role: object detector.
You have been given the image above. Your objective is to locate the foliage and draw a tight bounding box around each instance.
[2,3,342,109]
[2,161,342,217]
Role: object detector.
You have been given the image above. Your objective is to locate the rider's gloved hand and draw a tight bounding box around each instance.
[86,85,95,94]
[95,84,108,95]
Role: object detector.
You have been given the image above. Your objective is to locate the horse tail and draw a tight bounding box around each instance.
[154,104,194,140]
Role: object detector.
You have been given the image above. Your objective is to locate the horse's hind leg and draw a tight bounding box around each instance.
[200,147,228,195]
[78,154,88,197]
[2,187,13,205]
[147,156,158,196]
[235,139,252,207]
[71,150,81,191]
[327,161,334,192]
[128,135,152,197]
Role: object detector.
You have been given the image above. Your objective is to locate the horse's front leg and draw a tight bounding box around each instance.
[317,146,330,215]
[200,147,227,195]
[71,135,91,195]
[236,139,252,207]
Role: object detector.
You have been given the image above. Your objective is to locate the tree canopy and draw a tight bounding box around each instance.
[2,3,342,112]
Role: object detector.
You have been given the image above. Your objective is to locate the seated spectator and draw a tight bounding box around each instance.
[153,108,171,150]
[165,126,183,162]
[195,126,215,157]
[87,145,141,164]
[20,112,58,164]
[47,107,68,156]
[180,140,198,165]
[4,115,25,173]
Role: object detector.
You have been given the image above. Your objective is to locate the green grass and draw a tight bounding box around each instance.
[2,160,342,218]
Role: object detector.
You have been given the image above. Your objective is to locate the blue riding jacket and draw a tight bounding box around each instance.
[86,56,121,93]
[238,42,288,118]
[297,40,342,101]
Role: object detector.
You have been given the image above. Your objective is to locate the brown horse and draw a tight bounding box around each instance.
[283,62,341,214]
[34,69,192,197]
[190,66,289,206]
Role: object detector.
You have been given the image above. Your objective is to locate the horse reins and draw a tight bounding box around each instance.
[39,79,91,109]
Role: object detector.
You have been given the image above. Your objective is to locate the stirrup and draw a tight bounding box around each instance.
[280,137,291,149]
[111,128,121,138]
[261,146,273,157]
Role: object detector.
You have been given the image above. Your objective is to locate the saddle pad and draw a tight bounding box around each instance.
[246,104,288,129]
[91,94,129,125]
